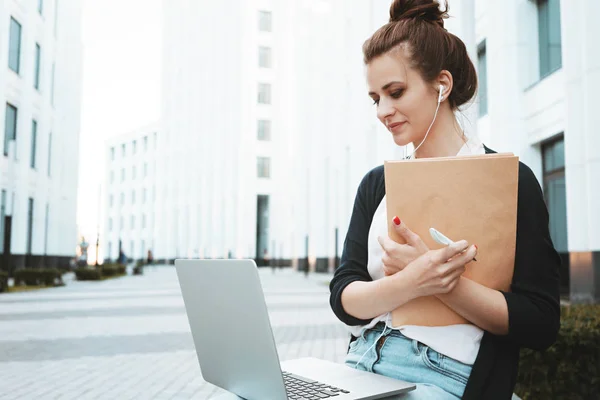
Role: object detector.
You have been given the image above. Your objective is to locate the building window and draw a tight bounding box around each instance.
[110,170,114,184]
[258,10,272,32]
[34,44,41,90]
[258,83,271,104]
[477,40,488,117]
[143,188,147,203]
[108,242,112,260]
[48,132,52,176]
[38,0,43,15]
[133,140,137,154]
[259,46,272,68]
[537,0,562,78]
[110,147,115,161]
[120,192,124,205]
[131,215,135,229]
[0,190,6,253]
[132,166,136,179]
[144,136,148,151]
[542,135,568,295]
[121,168,125,182]
[9,17,22,74]
[108,218,113,232]
[44,203,49,254]
[27,198,34,254]
[257,120,271,141]
[54,0,58,36]
[132,190,136,205]
[121,143,126,157]
[120,216,123,230]
[31,120,37,168]
[143,163,148,178]
[4,103,18,157]
[142,214,146,229]
[109,194,113,208]
[257,157,271,178]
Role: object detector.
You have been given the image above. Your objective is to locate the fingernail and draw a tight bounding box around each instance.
[393,216,401,225]
[474,244,478,250]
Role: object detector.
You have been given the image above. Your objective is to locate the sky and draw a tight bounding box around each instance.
[77,0,162,256]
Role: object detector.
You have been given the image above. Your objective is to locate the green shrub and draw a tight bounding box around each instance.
[14,268,63,286]
[101,265,119,277]
[75,268,102,281]
[0,271,8,293]
[117,264,126,274]
[515,304,600,399]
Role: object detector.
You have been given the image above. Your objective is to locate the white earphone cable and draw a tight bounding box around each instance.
[406,85,444,160]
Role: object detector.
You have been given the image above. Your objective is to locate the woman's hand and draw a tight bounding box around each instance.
[403,240,477,297]
[378,217,429,276]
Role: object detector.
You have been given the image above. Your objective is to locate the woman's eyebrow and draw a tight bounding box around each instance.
[368,81,404,96]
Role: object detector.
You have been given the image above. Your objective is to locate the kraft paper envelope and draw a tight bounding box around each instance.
[384,154,519,327]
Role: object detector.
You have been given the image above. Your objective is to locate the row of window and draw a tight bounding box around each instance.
[258,10,273,180]
[109,188,154,207]
[9,15,55,100]
[0,191,50,255]
[477,0,562,118]
[110,132,157,161]
[110,164,151,184]
[108,214,149,232]
[3,103,52,174]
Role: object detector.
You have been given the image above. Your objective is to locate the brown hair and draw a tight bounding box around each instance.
[363,0,477,110]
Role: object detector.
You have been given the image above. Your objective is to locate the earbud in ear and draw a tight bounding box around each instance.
[438,85,445,103]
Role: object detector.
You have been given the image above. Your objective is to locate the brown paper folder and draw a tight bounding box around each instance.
[384,153,519,327]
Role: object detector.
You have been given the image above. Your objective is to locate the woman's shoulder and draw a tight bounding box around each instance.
[484,145,543,194]
[356,165,386,211]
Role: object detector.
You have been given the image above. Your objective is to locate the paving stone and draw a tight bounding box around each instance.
[0,267,346,399]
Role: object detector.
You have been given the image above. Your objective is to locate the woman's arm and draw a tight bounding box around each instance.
[442,164,560,349]
[329,167,384,326]
[436,277,509,335]
[340,271,418,320]
[345,241,477,320]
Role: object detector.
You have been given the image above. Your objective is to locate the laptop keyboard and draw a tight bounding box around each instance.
[282,371,350,399]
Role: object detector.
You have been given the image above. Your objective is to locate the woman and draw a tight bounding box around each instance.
[328,1,561,399]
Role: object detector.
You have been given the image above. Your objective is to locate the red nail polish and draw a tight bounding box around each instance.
[393,216,401,226]
[475,245,478,250]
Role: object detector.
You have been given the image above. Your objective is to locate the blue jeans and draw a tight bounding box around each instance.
[344,324,472,399]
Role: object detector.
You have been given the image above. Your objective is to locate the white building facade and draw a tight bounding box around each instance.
[156,0,403,268]
[103,124,158,263]
[0,0,83,272]
[146,0,595,301]
[468,0,599,302]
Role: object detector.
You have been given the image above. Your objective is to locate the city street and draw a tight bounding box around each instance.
[0,266,350,399]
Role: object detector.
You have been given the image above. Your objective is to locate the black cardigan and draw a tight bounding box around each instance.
[329,147,561,399]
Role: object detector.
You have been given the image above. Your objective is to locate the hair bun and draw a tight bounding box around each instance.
[389,0,448,29]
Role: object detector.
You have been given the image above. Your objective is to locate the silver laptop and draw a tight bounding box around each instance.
[175,259,415,400]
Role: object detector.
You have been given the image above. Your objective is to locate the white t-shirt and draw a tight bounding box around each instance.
[347,136,486,365]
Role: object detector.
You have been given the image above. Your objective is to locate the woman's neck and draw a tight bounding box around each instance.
[412,107,465,159]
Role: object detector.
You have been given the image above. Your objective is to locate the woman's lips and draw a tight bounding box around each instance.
[388,121,406,131]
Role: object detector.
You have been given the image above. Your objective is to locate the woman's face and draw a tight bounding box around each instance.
[366,51,439,147]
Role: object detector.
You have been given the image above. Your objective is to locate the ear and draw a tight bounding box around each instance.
[436,70,453,102]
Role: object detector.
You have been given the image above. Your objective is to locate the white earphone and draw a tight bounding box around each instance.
[406,84,446,159]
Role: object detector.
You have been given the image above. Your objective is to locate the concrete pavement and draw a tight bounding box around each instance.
[0,266,349,399]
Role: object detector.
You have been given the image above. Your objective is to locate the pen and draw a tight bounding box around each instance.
[429,228,477,262]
